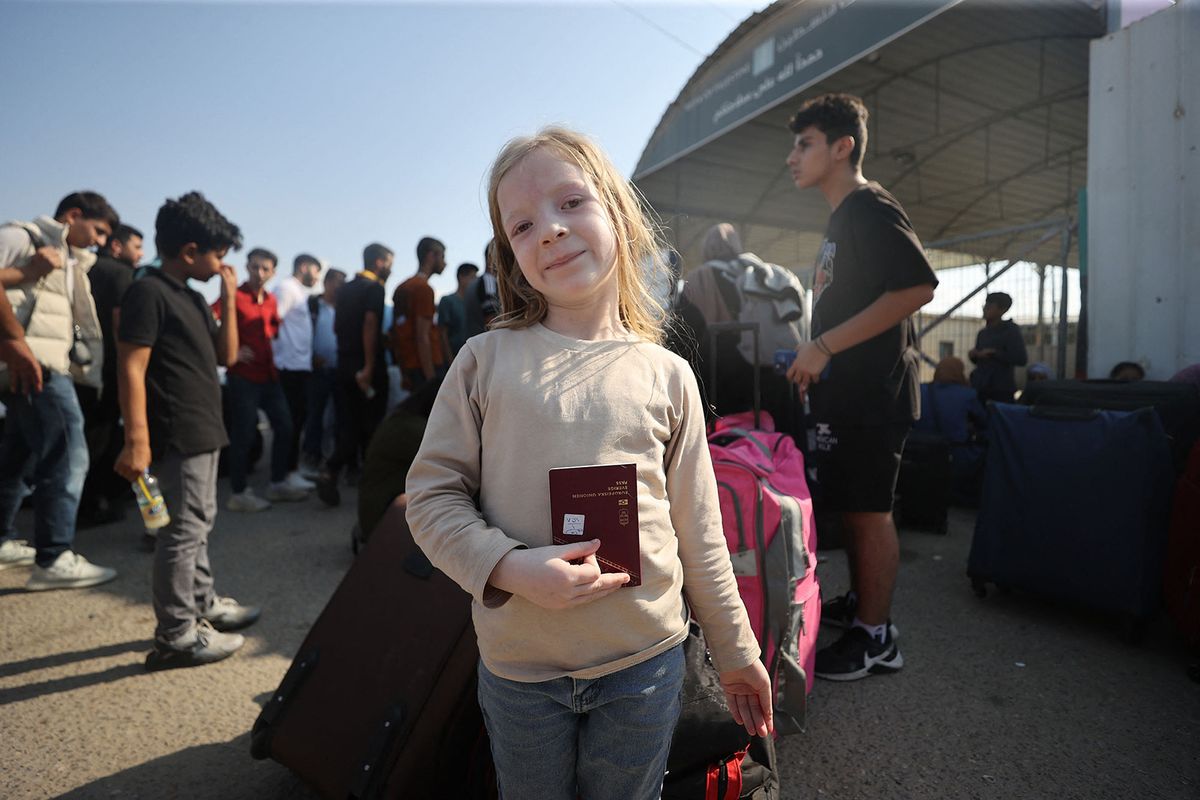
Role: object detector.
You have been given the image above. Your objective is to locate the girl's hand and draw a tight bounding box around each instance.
[719,660,774,737]
[489,539,629,610]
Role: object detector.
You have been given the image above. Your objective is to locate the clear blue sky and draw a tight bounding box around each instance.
[1,0,764,301]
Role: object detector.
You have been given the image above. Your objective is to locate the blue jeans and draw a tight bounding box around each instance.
[0,372,89,566]
[226,374,292,493]
[477,644,684,800]
[303,366,340,461]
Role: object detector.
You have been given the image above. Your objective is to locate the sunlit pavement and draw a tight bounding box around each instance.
[2,494,1197,799]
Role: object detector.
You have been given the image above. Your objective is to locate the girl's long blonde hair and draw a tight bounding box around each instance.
[485,126,671,345]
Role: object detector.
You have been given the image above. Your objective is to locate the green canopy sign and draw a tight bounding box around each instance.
[635,0,960,178]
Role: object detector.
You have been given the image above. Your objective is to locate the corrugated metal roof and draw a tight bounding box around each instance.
[635,0,1106,274]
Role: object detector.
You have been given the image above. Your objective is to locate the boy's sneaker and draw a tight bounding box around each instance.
[145,619,245,672]
[26,551,118,591]
[315,472,340,507]
[202,595,262,632]
[821,592,900,639]
[283,471,316,492]
[228,489,271,513]
[266,482,309,502]
[814,624,904,682]
[0,539,35,570]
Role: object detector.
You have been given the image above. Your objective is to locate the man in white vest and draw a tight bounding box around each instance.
[0,191,119,590]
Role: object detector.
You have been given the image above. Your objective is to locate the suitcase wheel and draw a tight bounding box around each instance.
[970,577,988,599]
[1187,663,1200,684]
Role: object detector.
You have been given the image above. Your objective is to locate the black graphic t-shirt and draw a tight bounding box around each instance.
[809,183,938,425]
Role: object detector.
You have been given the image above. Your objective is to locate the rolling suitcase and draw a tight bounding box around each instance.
[1020,379,1200,470]
[707,322,818,736]
[250,498,494,800]
[895,431,951,534]
[969,403,1174,633]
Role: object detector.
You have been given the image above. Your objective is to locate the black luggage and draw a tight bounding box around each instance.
[969,403,1174,632]
[663,623,779,800]
[1020,379,1200,469]
[250,498,494,800]
[895,431,951,534]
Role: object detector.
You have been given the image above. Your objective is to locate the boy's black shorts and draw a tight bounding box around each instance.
[809,422,910,513]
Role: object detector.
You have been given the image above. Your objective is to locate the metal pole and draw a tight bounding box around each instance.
[1036,263,1046,362]
[1055,225,1074,379]
[918,223,1064,341]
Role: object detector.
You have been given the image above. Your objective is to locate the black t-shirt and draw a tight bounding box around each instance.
[970,320,1028,399]
[118,269,228,457]
[88,255,135,382]
[334,274,386,373]
[809,183,938,425]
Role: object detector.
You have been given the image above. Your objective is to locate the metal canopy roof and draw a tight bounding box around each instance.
[633,0,1106,272]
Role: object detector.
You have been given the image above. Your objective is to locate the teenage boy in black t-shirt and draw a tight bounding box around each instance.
[784,94,938,681]
[315,242,393,507]
[115,192,261,671]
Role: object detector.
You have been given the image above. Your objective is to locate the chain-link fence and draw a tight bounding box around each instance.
[915,220,1079,388]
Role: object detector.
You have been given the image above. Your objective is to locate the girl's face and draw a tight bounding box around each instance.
[497,147,619,313]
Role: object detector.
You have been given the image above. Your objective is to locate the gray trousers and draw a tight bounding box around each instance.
[152,449,219,645]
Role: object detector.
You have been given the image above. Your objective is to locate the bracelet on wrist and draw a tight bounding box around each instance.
[815,336,834,357]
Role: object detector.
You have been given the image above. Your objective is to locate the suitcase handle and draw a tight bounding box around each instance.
[708,321,761,429]
[1029,405,1099,422]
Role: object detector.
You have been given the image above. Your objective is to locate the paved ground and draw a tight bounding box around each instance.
[1,484,1197,799]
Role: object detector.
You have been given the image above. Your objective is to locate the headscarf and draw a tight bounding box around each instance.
[701,223,742,264]
[933,356,968,386]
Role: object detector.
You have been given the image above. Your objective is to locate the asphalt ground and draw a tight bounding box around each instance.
[1,485,1197,799]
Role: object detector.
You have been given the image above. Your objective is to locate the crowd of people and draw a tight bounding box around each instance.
[0,189,501,669]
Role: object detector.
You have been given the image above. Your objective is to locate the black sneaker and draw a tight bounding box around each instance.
[145,620,245,672]
[821,592,900,639]
[814,625,904,682]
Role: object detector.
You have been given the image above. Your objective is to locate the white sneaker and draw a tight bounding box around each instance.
[266,482,309,502]
[227,489,271,513]
[0,539,36,570]
[26,551,118,591]
[298,456,323,480]
[284,471,316,491]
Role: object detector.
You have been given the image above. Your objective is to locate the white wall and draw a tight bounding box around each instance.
[1088,0,1198,379]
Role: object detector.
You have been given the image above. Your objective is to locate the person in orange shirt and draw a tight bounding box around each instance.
[391,237,447,390]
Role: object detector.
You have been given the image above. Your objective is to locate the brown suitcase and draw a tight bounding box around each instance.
[250,498,495,799]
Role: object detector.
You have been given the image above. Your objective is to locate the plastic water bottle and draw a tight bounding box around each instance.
[133,471,171,529]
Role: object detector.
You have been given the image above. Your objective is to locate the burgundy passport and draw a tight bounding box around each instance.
[549,463,641,587]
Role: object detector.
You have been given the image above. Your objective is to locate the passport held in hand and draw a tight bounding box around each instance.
[549,463,641,587]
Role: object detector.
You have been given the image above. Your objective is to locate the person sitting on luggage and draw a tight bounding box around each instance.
[406,128,773,800]
[1109,361,1146,382]
[355,374,443,542]
[916,356,988,504]
[969,292,1028,404]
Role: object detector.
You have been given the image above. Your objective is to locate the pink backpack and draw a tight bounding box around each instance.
[709,417,820,736]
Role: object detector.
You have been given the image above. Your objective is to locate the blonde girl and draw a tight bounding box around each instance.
[405,127,771,800]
